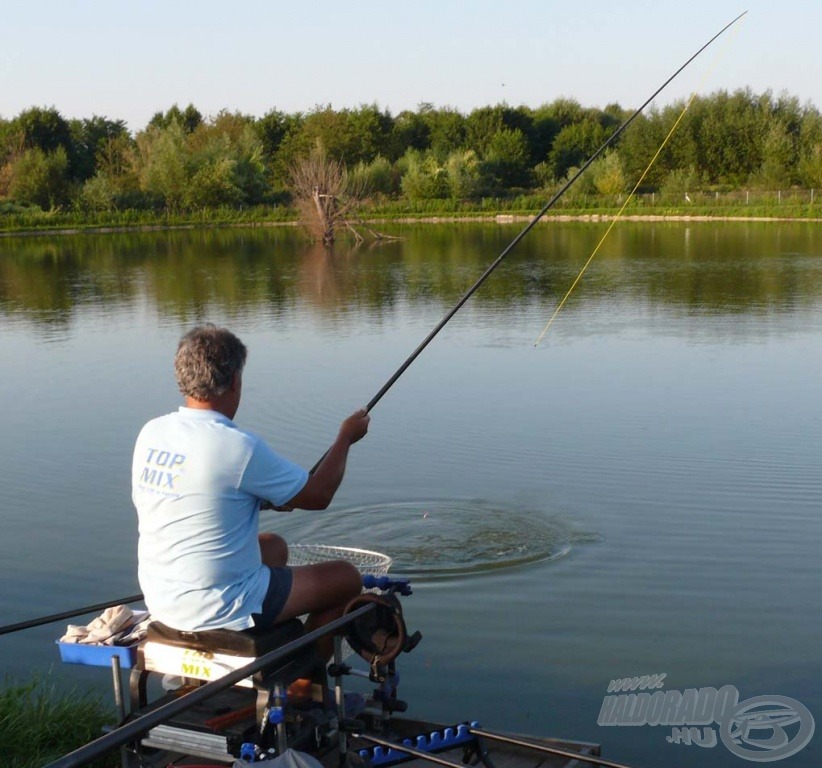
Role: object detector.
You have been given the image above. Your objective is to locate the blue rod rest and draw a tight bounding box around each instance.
[359,722,479,766]
[362,575,412,596]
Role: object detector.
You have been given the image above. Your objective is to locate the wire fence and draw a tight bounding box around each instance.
[608,188,819,209]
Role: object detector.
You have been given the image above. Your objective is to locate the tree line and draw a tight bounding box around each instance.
[1,89,820,214]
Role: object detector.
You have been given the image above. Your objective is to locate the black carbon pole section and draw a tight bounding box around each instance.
[0,593,144,636]
[470,726,640,768]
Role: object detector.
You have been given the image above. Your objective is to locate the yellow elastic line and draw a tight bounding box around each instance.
[533,18,745,347]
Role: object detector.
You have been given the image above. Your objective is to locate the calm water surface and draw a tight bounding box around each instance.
[1,221,821,767]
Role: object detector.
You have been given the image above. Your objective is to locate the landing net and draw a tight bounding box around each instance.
[287,544,392,574]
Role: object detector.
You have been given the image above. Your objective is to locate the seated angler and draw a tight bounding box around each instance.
[131,324,369,658]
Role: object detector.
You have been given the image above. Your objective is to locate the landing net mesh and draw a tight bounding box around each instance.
[287,544,392,574]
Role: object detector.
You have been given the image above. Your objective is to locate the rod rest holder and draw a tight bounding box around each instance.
[405,631,422,653]
[327,662,352,677]
[362,575,413,596]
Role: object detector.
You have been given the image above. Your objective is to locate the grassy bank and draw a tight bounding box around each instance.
[0,676,115,768]
[365,193,822,221]
[0,204,295,235]
[1,197,821,237]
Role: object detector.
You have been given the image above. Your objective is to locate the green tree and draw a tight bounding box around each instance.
[77,173,119,211]
[558,163,596,202]
[481,128,531,189]
[445,149,481,198]
[189,114,268,204]
[755,122,795,187]
[8,145,70,207]
[420,106,466,157]
[135,112,269,209]
[13,107,72,153]
[591,151,626,196]
[548,119,609,179]
[660,165,704,197]
[693,90,768,184]
[148,104,203,134]
[69,115,129,181]
[798,145,822,188]
[274,107,346,171]
[528,105,561,165]
[390,110,431,158]
[617,111,668,189]
[185,158,244,208]
[255,109,302,160]
[465,105,533,157]
[344,104,394,163]
[76,132,140,212]
[541,97,585,130]
[797,109,822,187]
[135,123,191,209]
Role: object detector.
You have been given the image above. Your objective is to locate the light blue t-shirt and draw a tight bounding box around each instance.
[132,407,308,631]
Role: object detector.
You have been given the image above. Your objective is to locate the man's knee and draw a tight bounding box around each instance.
[259,533,288,567]
[334,560,363,599]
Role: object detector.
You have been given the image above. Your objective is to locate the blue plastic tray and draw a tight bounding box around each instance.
[57,641,138,669]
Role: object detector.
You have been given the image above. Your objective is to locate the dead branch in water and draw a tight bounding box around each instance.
[289,142,400,246]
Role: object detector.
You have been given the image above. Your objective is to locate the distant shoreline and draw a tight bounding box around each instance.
[371,213,822,224]
[2,212,821,239]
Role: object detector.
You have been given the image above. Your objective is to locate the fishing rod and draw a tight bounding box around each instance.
[324,10,747,442]
[0,593,144,636]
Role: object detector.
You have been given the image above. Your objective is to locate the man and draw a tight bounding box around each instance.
[132,324,369,651]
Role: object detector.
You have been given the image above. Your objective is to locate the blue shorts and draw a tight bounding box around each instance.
[252,566,294,629]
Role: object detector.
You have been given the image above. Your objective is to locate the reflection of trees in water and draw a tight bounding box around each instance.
[298,245,356,309]
[296,242,407,316]
[2,223,822,330]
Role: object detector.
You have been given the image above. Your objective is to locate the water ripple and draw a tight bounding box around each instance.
[264,499,600,581]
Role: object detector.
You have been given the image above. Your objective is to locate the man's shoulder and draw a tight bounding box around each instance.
[136,411,175,436]
[136,410,189,437]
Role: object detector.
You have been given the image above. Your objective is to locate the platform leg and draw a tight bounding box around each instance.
[273,683,288,754]
[333,636,347,761]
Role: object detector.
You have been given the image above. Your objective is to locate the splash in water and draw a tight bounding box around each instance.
[267,499,600,579]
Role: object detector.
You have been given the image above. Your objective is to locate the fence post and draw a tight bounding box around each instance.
[812,189,815,204]
[746,190,749,205]
[778,190,781,204]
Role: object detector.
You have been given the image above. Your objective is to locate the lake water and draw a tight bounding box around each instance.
[1,221,821,767]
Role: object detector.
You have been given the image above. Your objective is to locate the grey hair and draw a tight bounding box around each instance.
[174,325,247,400]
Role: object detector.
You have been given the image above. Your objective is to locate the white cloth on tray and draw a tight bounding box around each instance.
[60,606,150,645]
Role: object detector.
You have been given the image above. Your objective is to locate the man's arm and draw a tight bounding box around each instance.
[285,409,370,510]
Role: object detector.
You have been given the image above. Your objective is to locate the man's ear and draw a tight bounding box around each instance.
[230,372,242,392]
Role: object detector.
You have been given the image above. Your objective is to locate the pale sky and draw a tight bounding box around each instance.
[1,1,819,132]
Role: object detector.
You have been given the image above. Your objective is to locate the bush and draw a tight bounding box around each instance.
[400,150,450,200]
[8,146,70,208]
[350,156,398,197]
